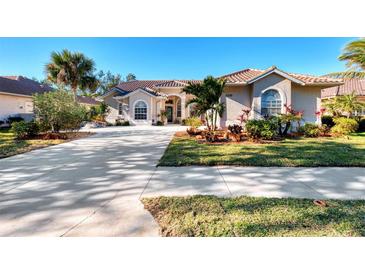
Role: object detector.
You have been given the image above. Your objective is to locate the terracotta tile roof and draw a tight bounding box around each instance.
[114,79,201,97]
[110,66,342,98]
[322,79,365,98]
[76,96,100,105]
[0,76,51,96]
[154,80,201,88]
[220,67,343,85]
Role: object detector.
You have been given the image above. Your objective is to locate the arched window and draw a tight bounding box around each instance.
[134,101,147,120]
[261,89,282,116]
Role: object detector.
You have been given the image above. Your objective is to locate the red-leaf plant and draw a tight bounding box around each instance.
[278,104,304,136]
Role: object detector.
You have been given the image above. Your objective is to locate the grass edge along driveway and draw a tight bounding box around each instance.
[158,132,365,167]
[142,195,365,237]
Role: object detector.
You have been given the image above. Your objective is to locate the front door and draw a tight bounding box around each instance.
[166,106,173,123]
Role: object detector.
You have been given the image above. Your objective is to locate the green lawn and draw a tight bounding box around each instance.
[0,128,81,158]
[159,132,365,167]
[142,195,365,236]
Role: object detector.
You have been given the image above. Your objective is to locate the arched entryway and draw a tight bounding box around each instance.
[164,95,183,124]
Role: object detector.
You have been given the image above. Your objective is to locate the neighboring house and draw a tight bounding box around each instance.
[0,76,51,122]
[322,78,365,115]
[103,66,342,126]
[76,95,101,108]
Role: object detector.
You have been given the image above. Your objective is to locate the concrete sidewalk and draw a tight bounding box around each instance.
[141,166,365,200]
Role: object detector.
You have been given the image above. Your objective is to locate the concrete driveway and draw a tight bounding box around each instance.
[0,126,181,236]
[1,125,364,236]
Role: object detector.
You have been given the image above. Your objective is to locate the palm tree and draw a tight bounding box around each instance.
[45,49,98,100]
[183,76,226,131]
[323,38,365,79]
[323,91,365,118]
[339,38,365,71]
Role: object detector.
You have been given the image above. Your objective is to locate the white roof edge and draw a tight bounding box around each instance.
[246,68,306,85]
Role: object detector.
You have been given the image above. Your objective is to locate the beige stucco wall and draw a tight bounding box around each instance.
[292,85,322,123]
[0,93,34,121]
[251,73,291,119]
[220,85,252,127]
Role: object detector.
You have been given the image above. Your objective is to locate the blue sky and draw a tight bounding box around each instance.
[0,38,355,80]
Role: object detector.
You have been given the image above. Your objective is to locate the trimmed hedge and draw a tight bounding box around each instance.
[245,119,278,140]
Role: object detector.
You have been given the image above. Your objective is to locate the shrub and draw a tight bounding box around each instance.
[228,124,243,134]
[245,119,278,140]
[11,121,39,139]
[89,102,109,122]
[358,118,365,132]
[156,121,164,126]
[33,90,88,132]
[300,123,321,137]
[115,119,122,126]
[7,116,24,125]
[321,115,335,128]
[183,117,202,128]
[121,121,130,126]
[331,117,359,135]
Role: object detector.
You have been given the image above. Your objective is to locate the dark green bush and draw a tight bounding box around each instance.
[7,116,24,125]
[121,121,130,126]
[300,123,320,137]
[245,119,278,140]
[331,117,359,135]
[11,121,39,139]
[357,118,365,132]
[321,115,335,128]
[156,121,164,126]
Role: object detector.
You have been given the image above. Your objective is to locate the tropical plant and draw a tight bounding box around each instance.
[323,39,365,79]
[323,92,365,118]
[183,117,202,128]
[331,117,359,135]
[276,104,303,136]
[33,90,88,132]
[183,76,226,131]
[45,49,98,100]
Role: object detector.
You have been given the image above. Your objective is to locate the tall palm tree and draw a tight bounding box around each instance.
[339,38,365,71]
[45,49,98,100]
[183,76,226,130]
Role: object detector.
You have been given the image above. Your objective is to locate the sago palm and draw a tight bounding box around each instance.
[45,49,98,100]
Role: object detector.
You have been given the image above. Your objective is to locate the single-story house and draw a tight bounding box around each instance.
[0,76,50,122]
[322,78,365,115]
[103,66,343,126]
[0,75,100,124]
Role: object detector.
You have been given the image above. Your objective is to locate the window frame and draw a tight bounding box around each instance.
[134,100,148,120]
[261,89,282,116]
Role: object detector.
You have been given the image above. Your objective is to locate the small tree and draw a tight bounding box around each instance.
[183,76,226,131]
[33,90,88,133]
[323,91,365,118]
